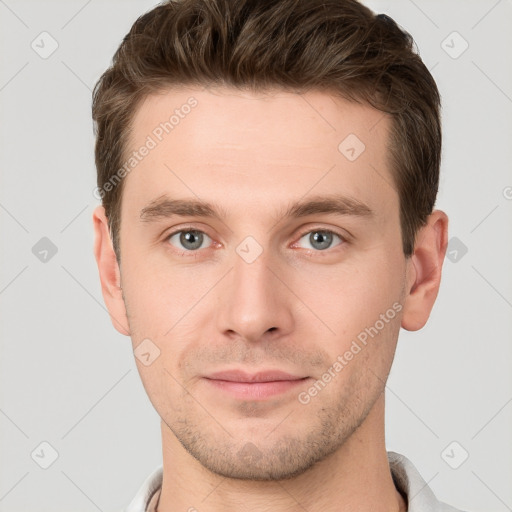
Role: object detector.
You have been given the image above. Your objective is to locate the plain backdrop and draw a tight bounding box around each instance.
[0,1,511,511]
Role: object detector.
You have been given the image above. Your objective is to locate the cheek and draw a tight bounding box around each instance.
[291,258,404,385]
[133,357,185,424]
[121,251,201,332]
[294,253,402,329]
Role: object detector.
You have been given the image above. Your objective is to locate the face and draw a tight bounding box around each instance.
[103,86,414,480]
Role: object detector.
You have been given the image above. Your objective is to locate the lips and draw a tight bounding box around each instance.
[203,369,309,400]
[204,369,306,383]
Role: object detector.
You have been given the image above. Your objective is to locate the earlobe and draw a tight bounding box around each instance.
[92,205,131,336]
[401,210,449,331]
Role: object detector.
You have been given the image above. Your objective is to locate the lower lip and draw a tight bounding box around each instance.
[204,378,309,400]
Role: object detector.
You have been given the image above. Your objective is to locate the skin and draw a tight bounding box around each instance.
[93,86,448,512]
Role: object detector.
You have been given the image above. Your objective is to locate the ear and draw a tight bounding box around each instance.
[401,210,449,331]
[92,205,130,336]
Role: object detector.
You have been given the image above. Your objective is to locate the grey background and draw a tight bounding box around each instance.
[0,0,511,511]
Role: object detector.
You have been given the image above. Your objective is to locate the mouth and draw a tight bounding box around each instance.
[203,369,310,400]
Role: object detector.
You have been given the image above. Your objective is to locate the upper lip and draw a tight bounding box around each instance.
[205,370,306,383]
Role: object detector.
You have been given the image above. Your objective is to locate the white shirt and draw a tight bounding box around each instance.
[122,451,466,512]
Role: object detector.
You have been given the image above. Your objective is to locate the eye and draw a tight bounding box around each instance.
[167,229,213,252]
[296,229,345,252]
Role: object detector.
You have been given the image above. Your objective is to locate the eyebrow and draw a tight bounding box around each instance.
[139,193,374,223]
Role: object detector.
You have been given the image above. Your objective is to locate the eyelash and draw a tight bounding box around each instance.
[164,225,348,257]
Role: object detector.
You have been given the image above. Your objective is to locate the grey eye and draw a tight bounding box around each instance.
[298,230,343,251]
[168,230,211,251]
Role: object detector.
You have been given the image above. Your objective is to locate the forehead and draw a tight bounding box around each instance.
[122,86,396,223]
[129,85,388,154]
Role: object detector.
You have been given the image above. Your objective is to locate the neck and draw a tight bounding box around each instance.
[156,395,406,512]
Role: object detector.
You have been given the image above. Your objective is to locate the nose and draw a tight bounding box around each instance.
[215,243,294,344]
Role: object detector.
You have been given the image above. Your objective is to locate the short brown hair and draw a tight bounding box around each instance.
[92,0,441,262]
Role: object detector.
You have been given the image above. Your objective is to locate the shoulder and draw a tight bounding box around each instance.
[121,465,163,512]
[388,451,467,512]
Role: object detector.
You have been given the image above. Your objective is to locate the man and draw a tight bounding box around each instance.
[91,0,465,511]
